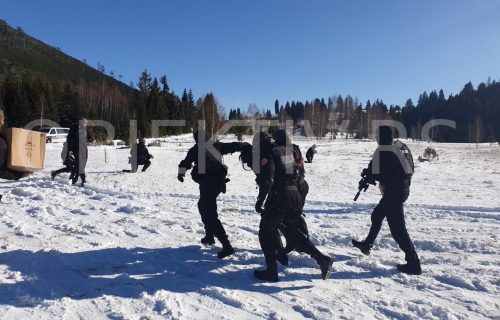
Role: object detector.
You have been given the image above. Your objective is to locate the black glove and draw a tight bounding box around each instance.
[255,198,264,214]
[177,174,184,182]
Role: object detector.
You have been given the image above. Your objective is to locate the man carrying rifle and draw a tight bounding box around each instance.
[352,126,421,275]
[353,171,376,202]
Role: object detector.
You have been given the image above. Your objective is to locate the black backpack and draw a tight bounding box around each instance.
[394,140,414,180]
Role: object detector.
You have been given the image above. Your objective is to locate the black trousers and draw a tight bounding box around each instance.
[259,188,322,270]
[131,159,151,172]
[197,179,230,246]
[365,187,419,263]
[52,166,72,176]
[52,166,86,184]
[279,180,309,252]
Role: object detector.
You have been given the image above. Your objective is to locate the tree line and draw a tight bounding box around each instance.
[0,67,228,141]
[236,78,499,143]
[2,67,498,143]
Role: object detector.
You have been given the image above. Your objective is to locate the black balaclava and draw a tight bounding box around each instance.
[377,126,393,145]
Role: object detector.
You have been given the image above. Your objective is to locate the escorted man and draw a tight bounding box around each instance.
[51,119,92,186]
[252,129,333,282]
[282,141,310,254]
[125,138,153,173]
[240,132,310,259]
[0,109,32,201]
[305,144,317,163]
[177,130,245,259]
[351,126,421,275]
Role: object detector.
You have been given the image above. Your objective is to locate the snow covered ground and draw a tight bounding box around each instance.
[0,135,499,319]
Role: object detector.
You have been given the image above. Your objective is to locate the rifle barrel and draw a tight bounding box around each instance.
[354,190,361,201]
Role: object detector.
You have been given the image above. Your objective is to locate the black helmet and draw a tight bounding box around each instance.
[272,129,290,146]
[193,130,211,143]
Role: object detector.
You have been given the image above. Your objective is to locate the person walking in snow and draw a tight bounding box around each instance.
[251,129,333,282]
[51,118,92,186]
[177,130,246,259]
[351,126,421,275]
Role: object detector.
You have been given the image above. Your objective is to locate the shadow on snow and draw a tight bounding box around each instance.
[0,245,313,307]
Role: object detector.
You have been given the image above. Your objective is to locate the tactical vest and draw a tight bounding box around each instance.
[271,145,301,189]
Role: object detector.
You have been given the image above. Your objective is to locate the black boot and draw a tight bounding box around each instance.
[352,239,372,255]
[71,173,79,185]
[317,255,334,280]
[200,235,215,246]
[276,251,289,266]
[217,244,235,259]
[51,171,57,180]
[397,261,422,275]
[254,268,279,282]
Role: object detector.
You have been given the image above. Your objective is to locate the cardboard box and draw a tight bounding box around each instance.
[3,128,46,172]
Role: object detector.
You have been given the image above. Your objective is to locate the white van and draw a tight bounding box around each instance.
[37,127,70,143]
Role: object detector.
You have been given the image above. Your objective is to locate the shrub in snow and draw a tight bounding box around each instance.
[418,147,438,162]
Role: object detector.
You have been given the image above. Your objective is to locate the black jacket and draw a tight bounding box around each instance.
[178,141,243,182]
[131,143,152,164]
[0,137,22,180]
[66,124,92,158]
[306,146,316,159]
[365,144,410,189]
[257,144,301,201]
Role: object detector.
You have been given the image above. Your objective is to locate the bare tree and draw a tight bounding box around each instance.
[246,103,259,118]
[474,115,484,148]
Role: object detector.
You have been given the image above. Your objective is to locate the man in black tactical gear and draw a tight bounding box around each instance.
[177,130,246,259]
[51,119,92,186]
[240,132,290,266]
[305,144,317,163]
[253,129,333,282]
[241,133,310,261]
[352,126,421,275]
[129,138,153,172]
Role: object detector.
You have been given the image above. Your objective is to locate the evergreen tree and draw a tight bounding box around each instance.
[57,83,80,127]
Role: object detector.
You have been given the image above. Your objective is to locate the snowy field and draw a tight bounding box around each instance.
[0,135,499,319]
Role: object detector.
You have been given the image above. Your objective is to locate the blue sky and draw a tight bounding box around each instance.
[2,0,500,112]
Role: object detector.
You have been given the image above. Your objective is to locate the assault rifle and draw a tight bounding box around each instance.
[354,170,376,201]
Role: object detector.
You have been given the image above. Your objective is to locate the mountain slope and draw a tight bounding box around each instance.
[0,19,133,96]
